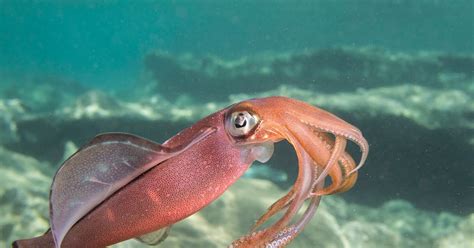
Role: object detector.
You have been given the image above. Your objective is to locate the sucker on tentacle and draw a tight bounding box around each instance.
[266,167,325,248]
[227,97,368,248]
[234,169,325,248]
[232,127,322,247]
[296,115,369,177]
[299,120,363,195]
[286,114,348,196]
[312,135,347,195]
[332,153,358,194]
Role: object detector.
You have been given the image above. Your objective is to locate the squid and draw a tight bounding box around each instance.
[13,96,368,248]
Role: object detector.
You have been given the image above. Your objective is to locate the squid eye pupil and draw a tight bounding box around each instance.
[234,114,247,128]
[225,110,259,138]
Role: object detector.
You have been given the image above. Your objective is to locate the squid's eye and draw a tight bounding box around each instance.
[225,111,259,137]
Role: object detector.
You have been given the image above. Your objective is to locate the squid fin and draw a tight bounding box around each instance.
[50,128,215,248]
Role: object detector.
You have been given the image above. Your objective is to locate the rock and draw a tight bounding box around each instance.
[1,48,472,215]
[2,83,473,215]
[142,48,473,215]
[144,47,473,101]
[435,213,474,248]
[0,147,52,245]
[0,99,26,144]
[228,84,474,130]
[58,90,161,120]
[0,75,87,112]
[0,147,464,247]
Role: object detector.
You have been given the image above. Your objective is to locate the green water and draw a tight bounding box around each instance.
[0,1,473,247]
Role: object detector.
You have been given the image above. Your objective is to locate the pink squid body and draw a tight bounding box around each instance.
[57,110,250,247]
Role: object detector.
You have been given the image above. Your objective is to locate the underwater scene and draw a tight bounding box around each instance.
[1,1,473,247]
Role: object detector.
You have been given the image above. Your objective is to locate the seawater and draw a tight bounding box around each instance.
[0,1,472,247]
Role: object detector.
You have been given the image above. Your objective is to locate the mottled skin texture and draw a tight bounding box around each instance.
[15,109,252,247]
[13,96,368,248]
[61,111,249,247]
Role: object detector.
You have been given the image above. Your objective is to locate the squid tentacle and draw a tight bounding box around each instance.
[268,188,323,247]
[265,167,325,248]
[312,135,346,195]
[257,167,325,248]
[281,111,366,193]
[258,129,314,244]
[287,109,369,176]
[311,133,359,194]
[285,114,348,195]
[304,131,346,195]
[251,188,295,232]
[231,100,368,247]
[230,125,316,247]
[301,119,368,176]
[251,147,326,233]
[331,152,358,194]
[254,124,324,246]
